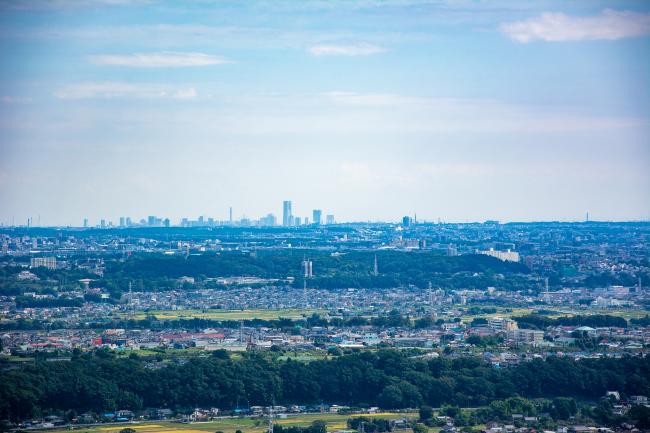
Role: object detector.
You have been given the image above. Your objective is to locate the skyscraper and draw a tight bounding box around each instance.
[312,209,322,226]
[283,201,292,226]
[326,214,334,225]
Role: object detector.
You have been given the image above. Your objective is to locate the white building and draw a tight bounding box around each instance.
[480,248,520,262]
[30,256,57,270]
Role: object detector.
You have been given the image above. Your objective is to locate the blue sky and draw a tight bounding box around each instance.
[1,0,649,225]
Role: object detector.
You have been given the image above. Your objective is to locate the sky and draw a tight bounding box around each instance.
[0,0,649,226]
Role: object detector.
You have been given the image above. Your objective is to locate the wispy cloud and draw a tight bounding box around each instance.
[87,52,231,67]
[500,9,650,43]
[2,96,33,105]
[321,91,427,106]
[307,43,385,56]
[0,0,151,11]
[54,82,198,100]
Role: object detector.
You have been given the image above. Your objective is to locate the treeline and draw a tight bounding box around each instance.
[0,312,414,332]
[104,251,529,291]
[631,315,650,327]
[1,350,648,421]
[14,296,84,309]
[2,251,533,298]
[514,314,628,329]
[0,312,634,333]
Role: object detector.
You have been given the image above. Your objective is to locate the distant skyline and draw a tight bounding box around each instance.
[1,1,649,225]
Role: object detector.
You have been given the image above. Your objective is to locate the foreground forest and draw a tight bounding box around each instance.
[1,350,648,421]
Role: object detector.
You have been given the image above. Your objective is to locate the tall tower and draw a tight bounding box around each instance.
[303,258,313,308]
[303,257,313,278]
[229,207,233,225]
[373,254,378,276]
[283,201,292,226]
[312,209,322,226]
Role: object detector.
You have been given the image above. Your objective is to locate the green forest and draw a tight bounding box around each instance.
[1,350,648,422]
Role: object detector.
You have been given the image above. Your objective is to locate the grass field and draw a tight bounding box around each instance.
[458,307,531,322]
[42,412,417,433]
[458,306,650,322]
[123,309,324,322]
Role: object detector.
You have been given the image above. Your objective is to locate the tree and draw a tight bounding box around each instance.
[120,429,136,433]
[309,420,327,433]
[327,347,343,357]
[212,349,230,360]
[551,397,577,420]
[412,424,427,433]
[628,405,650,429]
[419,406,433,421]
[440,405,460,418]
[378,385,404,409]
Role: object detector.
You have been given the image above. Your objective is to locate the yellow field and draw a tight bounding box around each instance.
[42,412,416,433]
[98,426,165,431]
[123,308,323,322]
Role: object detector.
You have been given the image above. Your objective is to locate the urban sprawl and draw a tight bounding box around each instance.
[1,211,649,433]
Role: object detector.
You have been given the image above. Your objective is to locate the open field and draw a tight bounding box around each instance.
[40,412,417,433]
[458,307,531,322]
[458,306,650,322]
[122,309,324,321]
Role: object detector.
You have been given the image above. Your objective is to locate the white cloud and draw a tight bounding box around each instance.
[321,91,429,106]
[307,43,385,56]
[54,82,198,100]
[87,52,231,67]
[2,96,33,105]
[500,9,650,43]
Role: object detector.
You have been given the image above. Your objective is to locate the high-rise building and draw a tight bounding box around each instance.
[402,216,411,227]
[260,213,276,226]
[312,209,322,226]
[100,219,106,228]
[303,258,313,277]
[283,201,292,226]
[148,215,156,226]
[119,217,125,227]
[31,257,57,270]
[479,248,520,262]
[164,218,170,228]
[83,218,88,228]
[126,217,132,227]
[326,214,334,225]
[294,216,301,226]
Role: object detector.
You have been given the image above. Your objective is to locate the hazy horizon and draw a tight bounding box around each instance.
[1,1,649,225]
